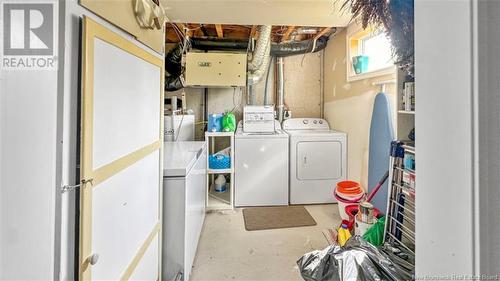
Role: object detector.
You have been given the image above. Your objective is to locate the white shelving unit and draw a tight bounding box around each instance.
[205,131,234,211]
[396,68,416,185]
[397,110,415,115]
[383,69,416,255]
[396,69,415,140]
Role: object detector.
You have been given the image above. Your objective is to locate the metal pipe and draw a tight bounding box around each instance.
[277,57,285,123]
[320,49,325,118]
[204,88,208,131]
[247,84,255,105]
[263,56,274,105]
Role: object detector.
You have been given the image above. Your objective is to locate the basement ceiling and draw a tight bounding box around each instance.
[161,0,353,27]
[166,24,337,44]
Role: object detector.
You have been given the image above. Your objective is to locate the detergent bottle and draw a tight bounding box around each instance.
[222,112,236,132]
[338,223,352,246]
[214,174,227,192]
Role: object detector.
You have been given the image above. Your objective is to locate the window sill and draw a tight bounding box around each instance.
[347,65,396,82]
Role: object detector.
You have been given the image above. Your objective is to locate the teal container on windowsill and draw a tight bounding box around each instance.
[352,55,369,74]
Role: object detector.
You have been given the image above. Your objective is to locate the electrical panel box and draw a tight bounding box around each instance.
[185,52,247,87]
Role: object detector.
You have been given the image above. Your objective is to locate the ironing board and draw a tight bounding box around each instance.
[368,93,394,213]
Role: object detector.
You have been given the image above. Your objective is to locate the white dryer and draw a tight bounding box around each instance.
[283,118,347,204]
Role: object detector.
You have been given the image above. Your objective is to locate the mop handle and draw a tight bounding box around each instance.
[366,171,390,202]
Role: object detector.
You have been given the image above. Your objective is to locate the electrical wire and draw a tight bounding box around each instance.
[184,25,202,31]
[301,39,315,66]
[167,21,193,50]
[168,22,185,43]
[272,26,287,36]
[174,113,185,142]
[230,87,243,113]
[168,22,183,43]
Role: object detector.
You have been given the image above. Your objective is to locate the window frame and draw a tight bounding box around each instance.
[346,23,396,82]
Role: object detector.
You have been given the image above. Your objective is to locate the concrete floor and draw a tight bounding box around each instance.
[190,204,342,281]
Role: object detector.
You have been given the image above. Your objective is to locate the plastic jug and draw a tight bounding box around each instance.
[208,113,223,132]
[222,112,236,132]
[214,175,227,192]
[338,223,352,246]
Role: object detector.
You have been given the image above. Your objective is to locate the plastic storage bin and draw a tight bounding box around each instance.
[209,154,231,169]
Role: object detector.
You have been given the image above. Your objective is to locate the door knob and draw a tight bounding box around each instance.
[88,253,99,266]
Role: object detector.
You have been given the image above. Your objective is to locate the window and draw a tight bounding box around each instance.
[347,25,395,81]
[360,32,393,72]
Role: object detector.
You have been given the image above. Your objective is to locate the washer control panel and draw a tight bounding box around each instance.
[243,105,276,133]
[283,118,330,130]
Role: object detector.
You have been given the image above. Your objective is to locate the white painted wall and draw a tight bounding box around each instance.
[322,28,397,189]
[0,63,59,281]
[415,0,475,277]
[0,0,59,279]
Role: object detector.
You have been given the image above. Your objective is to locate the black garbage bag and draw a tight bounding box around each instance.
[297,236,414,281]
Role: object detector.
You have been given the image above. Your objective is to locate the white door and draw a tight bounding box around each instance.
[79,17,164,280]
[297,141,342,180]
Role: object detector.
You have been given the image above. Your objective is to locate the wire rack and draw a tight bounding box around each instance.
[384,141,416,255]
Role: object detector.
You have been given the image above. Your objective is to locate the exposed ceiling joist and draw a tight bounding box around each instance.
[281,26,296,42]
[215,24,224,38]
[175,23,186,34]
[165,23,335,45]
[249,25,257,39]
[314,27,332,40]
[186,23,200,37]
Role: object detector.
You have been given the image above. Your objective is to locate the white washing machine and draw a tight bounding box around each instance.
[235,121,289,206]
[283,118,347,204]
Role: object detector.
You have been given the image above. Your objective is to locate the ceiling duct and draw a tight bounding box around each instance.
[165,44,182,77]
[165,75,184,92]
[248,25,272,72]
[271,36,329,57]
[247,25,272,86]
[190,37,249,51]
[247,42,271,85]
[293,27,319,35]
[165,44,184,91]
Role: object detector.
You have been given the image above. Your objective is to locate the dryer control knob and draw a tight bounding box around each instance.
[303,119,309,124]
[313,120,318,124]
[319,120,323,124]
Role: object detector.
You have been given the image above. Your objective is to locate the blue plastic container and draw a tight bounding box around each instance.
[208,113,223,132]
[209,154,231,169]
[215,183,227,193]
[352,55,369,74]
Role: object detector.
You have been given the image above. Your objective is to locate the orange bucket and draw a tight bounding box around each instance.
[335,181,364,199]
[335,181,365,220]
